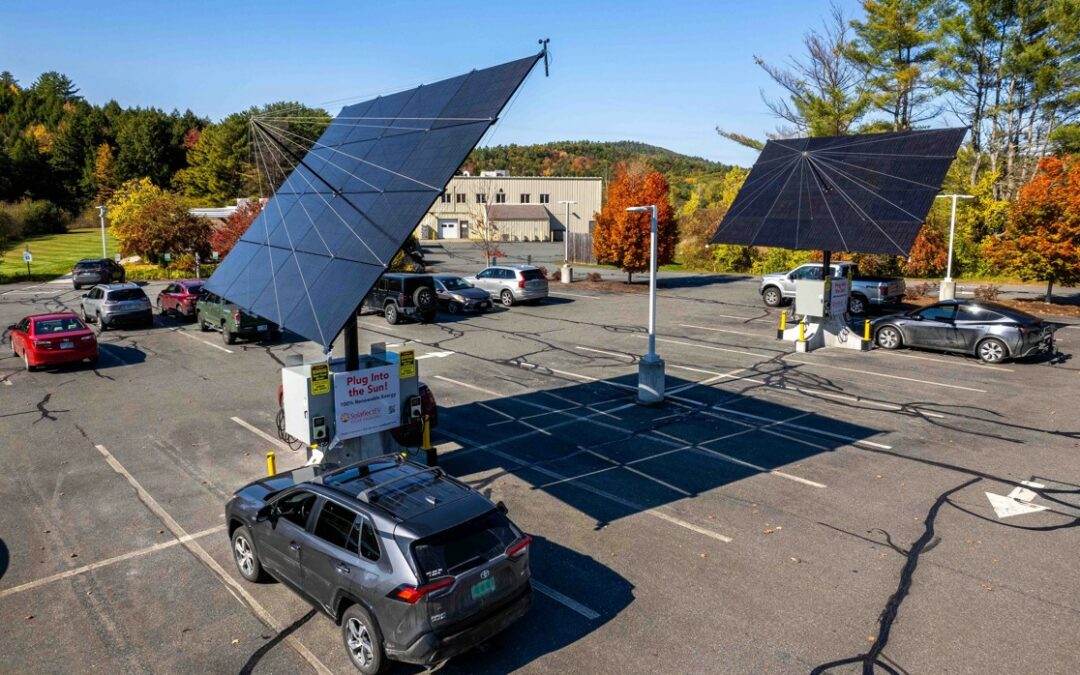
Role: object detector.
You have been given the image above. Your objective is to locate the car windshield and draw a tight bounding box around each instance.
[521,269,545,281]
[184,284,204,295]
[107,289,146,301]
[33,317,84,333]
[413,509,518,578]
[440,277,472,290]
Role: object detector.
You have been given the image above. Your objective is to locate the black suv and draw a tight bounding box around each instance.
[361,274,438,325]
[72,258,125,290]
[225,457,533,673]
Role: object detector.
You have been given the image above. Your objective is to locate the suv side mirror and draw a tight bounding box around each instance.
[82,293,89,298]
[496,500,509,515]
[6,323,16,330]
[255,505,275,522]
[912,314,923,321]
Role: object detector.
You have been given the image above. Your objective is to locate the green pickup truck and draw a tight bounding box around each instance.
[195,292,281,345]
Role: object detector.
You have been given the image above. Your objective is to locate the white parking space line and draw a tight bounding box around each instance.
[811,389,946,418]
[532,581,601,620]
[870,349,1013,372]
[784,356,987,393]
[576,345,636,361]
[93,444,332,675]
[711,312,777,324]
[415,350,455,360]
[230,416,294,453]
[645,335,773,360]
[0,525,225,600]
[548,291,597,300]
[169,327,234,354]
[679,323,767,336]
[710,407,893,450]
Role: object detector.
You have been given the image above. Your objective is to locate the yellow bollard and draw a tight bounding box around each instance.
[421,415,437,466]
[864,319,871,342]
[776,312,787,340]
[266,451,276,476]
[798,320,806,342]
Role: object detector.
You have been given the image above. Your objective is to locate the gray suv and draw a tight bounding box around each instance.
[225,456,533,673]
[467,265,548,307]
[80,283,153,329]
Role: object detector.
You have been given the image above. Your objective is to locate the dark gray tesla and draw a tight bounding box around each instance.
[432,274,492,315]
[871,300,1054,364]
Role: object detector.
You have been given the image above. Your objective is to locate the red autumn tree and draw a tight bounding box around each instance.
[903,224,948,277]
[211,200,263,258]
[592,165,677,282]
[984,155,1080,302]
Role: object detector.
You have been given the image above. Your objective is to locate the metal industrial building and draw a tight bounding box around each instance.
[415,173,603,244]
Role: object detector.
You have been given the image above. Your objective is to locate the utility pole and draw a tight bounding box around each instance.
[97,205,108,259]
[935,194,974,300]
[627,205,664,404]
[558,199,576,284]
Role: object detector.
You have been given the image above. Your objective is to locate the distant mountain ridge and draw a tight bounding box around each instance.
[465,140,734,179]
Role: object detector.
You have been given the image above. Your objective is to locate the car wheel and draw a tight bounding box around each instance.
[73,283,81,290]
[87,353,99,367]
[762,287,782,307]
[977,337,1007,364]
[500,289,515,307]
[222,323,236,345]
[384,304,399,325]
[231,526,266,582]
[876,325,902,350]
[198,313,210,332]
[848,295,868,315]
[97,313,109,331]
[341,604,385,675]
[447,301,461,315]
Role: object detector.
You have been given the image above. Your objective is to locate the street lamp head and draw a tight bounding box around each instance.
[625,206,651,213]
[558,200,577,205]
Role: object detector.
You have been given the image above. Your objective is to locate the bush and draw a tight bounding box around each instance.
[585,271,603,282]
[0,199,68,239]
[905,282,932,299]
[751,248,813,275]
[0,207,24,252]
[974,284,1001,301]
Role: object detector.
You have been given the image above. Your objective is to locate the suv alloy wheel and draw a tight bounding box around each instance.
[500,289,515,306]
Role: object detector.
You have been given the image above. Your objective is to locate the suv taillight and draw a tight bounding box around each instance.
[390,577,453,604]
[506,535,532,558]
[517,277,526,289]
[233,310,241,322]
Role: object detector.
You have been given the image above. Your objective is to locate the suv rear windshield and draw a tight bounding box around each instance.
[413,509,519,578]
[107,289,146,301]
[75,262,104,270]
[184,284,204,294]
[520,269,545,281]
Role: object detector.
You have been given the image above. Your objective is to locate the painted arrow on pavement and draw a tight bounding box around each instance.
[986,481,1048,519]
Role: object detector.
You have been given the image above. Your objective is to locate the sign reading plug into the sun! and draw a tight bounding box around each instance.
[332,366,400,439]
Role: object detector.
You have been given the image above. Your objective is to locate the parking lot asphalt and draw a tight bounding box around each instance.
[2,269,1078,674]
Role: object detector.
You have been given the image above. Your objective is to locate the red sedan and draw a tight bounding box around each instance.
[156,280,205,319]
[8,313,98,370]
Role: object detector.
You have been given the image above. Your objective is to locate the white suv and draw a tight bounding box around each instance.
[467,265,549,306]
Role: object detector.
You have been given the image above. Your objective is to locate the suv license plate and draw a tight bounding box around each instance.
[471,577,496,600]
[60,341,74,350]
[257,325,268,332]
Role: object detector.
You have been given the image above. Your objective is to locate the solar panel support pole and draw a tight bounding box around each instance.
[343,312,359,372]
[628,205,664,404]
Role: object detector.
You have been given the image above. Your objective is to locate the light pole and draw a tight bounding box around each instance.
[935,194,973,300]
[557,200,576,285]
[627,205,664,404]
[97,205,108,259]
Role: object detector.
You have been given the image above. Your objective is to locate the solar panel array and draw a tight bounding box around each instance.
[204,53,542,349]
[710,128,967,256]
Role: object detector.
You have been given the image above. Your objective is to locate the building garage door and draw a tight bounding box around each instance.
[438,219,459,239]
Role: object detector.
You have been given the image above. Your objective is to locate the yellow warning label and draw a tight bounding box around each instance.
[398,350,416,379]
[310,363,330,395]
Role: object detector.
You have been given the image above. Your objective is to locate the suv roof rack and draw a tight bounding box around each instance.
[319,456,472,521]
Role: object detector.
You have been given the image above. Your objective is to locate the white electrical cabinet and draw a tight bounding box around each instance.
[281,363,336,445]
[795,279,827,318]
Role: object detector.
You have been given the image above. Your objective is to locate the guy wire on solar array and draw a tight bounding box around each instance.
[203,49,546,350]
[710,128,967,257]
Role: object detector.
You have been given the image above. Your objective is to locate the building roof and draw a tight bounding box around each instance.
[486,204,551,221]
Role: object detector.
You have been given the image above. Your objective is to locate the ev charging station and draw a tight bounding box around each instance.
[780,262,870,353]
[280,342,427,467]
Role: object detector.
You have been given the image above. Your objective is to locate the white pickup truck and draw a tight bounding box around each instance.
[759,262,906,315]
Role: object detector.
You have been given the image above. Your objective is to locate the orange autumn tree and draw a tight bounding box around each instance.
[211,200,264,258]
[593,166,677,282]
[984,155,1080,303]
[903,224,948,277]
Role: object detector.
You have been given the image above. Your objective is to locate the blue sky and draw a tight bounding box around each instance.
[1,0,865,167]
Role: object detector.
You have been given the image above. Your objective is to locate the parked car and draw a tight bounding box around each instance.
[196,291,280,344]
[80,283,153,329]
[431,274,492,314]
[872,299,1054,364]
[225,456,533,673]
[72,258,125,290]
[466,265,548,307]
[8,312,98,370]
[361,274,438,325]
[157,280,205,320]
[759,262,905,315]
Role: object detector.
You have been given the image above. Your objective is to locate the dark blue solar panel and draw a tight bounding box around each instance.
[710,128,967,256]
[205,52,542,348]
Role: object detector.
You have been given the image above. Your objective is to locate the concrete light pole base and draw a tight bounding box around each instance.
[939,280,956,300]
[637,355,665,405]
[560,264,573,284]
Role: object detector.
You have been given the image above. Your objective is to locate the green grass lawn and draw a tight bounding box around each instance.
[0,229,119,283]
